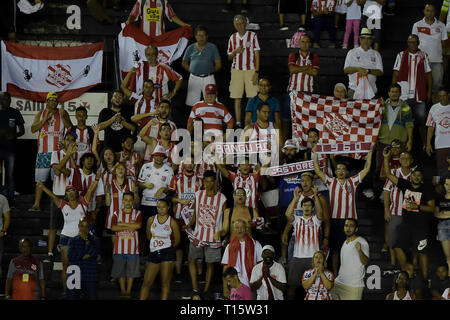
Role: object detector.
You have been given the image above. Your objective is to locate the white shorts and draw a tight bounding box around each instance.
[185,73,216,106]
[134,135,146,159]
[35,168,55,182]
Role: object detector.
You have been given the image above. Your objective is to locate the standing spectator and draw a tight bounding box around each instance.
[0,194,10,277]
[430,265,450,300]
[360,0,385,51]
[5,238,46,300]
[117,135,142,182]
[333,82,348,98]
[392,34,432,147]
[342,0,362,50]
[343,28,383,99]
[67,218,100,300]
[139,121,175,169]
[440,0,450,84]
[126,0,189,37]
[302,250,335,300]
[227,14,260,128]
[110,192,142,299]
[222,267,253,300]
[97,91,136,153]
[386,271,416,300]
[139,199,180,300]
[29,92,73,211]
[383,148,436,280]
[245,77,281,128]
[278,0,308,30]
[250,245,287,300]
[182,25,222,108]
[0,92,24,205]
[311,0,337,48]
[331,219,369,300]
[187,84,234,133]
[67,106,95,161]
[435,175,450,271]
[426,88,450,179]
[412,3,448,98]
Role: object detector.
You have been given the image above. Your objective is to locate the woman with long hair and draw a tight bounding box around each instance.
[302,250,334,300]
[386,271,415,300]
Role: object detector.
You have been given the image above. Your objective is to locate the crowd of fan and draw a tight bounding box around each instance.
[0,0,450,301]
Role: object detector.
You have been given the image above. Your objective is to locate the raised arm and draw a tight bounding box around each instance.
[37,182,61,208]
[382,147,399,185]
[120,67,137,99]
[85,171,102,203]
[91,124,101,164]
[31,110,48,133]
[312,187,323,221]
[313,149,327,183]
[359,149,373,181]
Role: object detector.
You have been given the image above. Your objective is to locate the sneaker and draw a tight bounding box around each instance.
[246,23,260,31]
[298,26,307,32]
[235,122,242,129]
[280,26,289,31]
[342,45,348,49]
[43,253,54,263]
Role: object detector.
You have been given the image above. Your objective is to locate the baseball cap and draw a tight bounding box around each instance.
[360,28,373,38]
[46,92,58,100]
[282,139,299,153]
[151,145,167,158]
[205,84,217,95]
[262,245,275,254]
[65,185,77,192]
[64,131,78,140]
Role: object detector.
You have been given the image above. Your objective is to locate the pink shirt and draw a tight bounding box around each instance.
[230,284,253,300]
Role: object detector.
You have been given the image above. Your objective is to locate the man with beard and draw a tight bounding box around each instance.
[139,122,175,169]
[250,245,287,300]
[131,99,177,139]
[98,91,136,153]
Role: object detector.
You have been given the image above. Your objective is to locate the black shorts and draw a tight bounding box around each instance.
[147,247,176,264]
[394,216,431,254]
[50,200,64,230]
[279,0,307,15]
[330,219,347,253]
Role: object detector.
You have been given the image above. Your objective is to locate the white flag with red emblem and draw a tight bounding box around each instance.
[1,41,103,102]
[118,23,193,81]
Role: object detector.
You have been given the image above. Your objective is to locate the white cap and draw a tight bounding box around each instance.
[262,245,275,254]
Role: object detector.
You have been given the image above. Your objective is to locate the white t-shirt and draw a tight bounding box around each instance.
[250,261,287,300]
[345,0,361,20]
[344,46,383,93]
[59,197,88,237]
[363,0,383,19]
[426,103,450,149]
[412,18,448,63]
[221,239,263,287]
[138,162,173,206]
[335,236,370,287]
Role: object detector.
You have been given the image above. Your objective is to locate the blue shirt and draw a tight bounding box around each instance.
[182,42,220,76]
[245,96,280,123]
[68,235,100,282]
[278,174,302,208]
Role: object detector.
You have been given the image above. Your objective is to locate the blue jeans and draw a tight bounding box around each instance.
[0,150,15,203]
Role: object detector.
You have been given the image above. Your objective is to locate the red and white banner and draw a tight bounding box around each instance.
[1,41,103,102]
[266,159,326,176]
[315,142,372,154]
[118,23,192,81]
[215,141,270,155]
[291,92,382,158]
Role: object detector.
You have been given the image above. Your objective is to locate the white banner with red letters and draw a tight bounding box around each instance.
[291,92,382,158]
[315,142,372,154]
[118,23,192,81]
[1,41,103,102]
[215,141,270,155]
[266,159,326,176]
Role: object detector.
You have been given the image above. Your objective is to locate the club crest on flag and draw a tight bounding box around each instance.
[324,112,351,140]
[46,64,73,88]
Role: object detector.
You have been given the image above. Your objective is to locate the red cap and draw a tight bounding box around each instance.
[205,84,217,95]
[65,185,77,192]
[151,145,167,158]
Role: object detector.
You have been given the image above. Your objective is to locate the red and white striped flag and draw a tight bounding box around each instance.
[291,92,382,157]
[118,23,192,82]
[1,41,103,102]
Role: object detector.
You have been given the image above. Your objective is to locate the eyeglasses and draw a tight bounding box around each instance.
[235,193,246,196]
[47,98,58,102]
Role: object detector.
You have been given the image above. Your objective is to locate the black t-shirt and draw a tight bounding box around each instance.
[0,107,25,151]
[430,276,450,295]
[98,104,134,153]
[437,195,450,213]
[396,178,432,218]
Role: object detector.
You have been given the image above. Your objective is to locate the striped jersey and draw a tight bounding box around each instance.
[302,268,334,300]
[130,92,156,128]
[129,0,177,37]
[325,173,361,219]
[188,101,234,131]
[69,168,105,212]
[228,171,260,208]
[118,151,140,181]
[288,51,319,93]
[169,172,203,220]
[293,193,318,216]
[51,150,78,196]
[383,168,411,217]
[146,118,177,140]
[37,109,66,154]
[150,216,173,252]
[112,208,142,254]
[66,126,93,158]
[227,31,260,70]
[105,179,134,229]
[146,140,174,163]
[194,190,227,243]
[311,0,336,13]
[292,214,322,258]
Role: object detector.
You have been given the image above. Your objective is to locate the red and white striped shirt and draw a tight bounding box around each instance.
[66,127,93,158]
[37,109,66,154]
[302,268,334,300]
[194,190,227,243]
[130,93,156,125]
[227,31,261,70]
[118,151,140,181]
[288,51,319,92]
[228,171,260,208]
[129,0,176,37]
[51,150,78,196]
[69,168,105,212]
[325,174,361,219]
[99,164,114,186]
[293,193,318,216]
[292,214,322,258]
[188,101,234,131]
[383,168,411,217]
[311,0,336,13]
[169,172,203,220]
[146,118,177,140]
[150,216,173,252]
[112,208,142,254]
[105,179,134,229]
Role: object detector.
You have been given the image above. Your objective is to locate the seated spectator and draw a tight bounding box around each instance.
[342,0,362,50]
[333,83,348,98]
[126,0,189,37]
[360,0,385,51]
[245,77,281,128]
[5,238,46,300]
[386,271,416,300]
[302,250,334,300]
[311,0,337,48]
[67,218,100,300]
[430,264,450,300]
[343,28,383,99]
[222,267,253,300]
[435,174,450,271]
[250,245,287,300]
